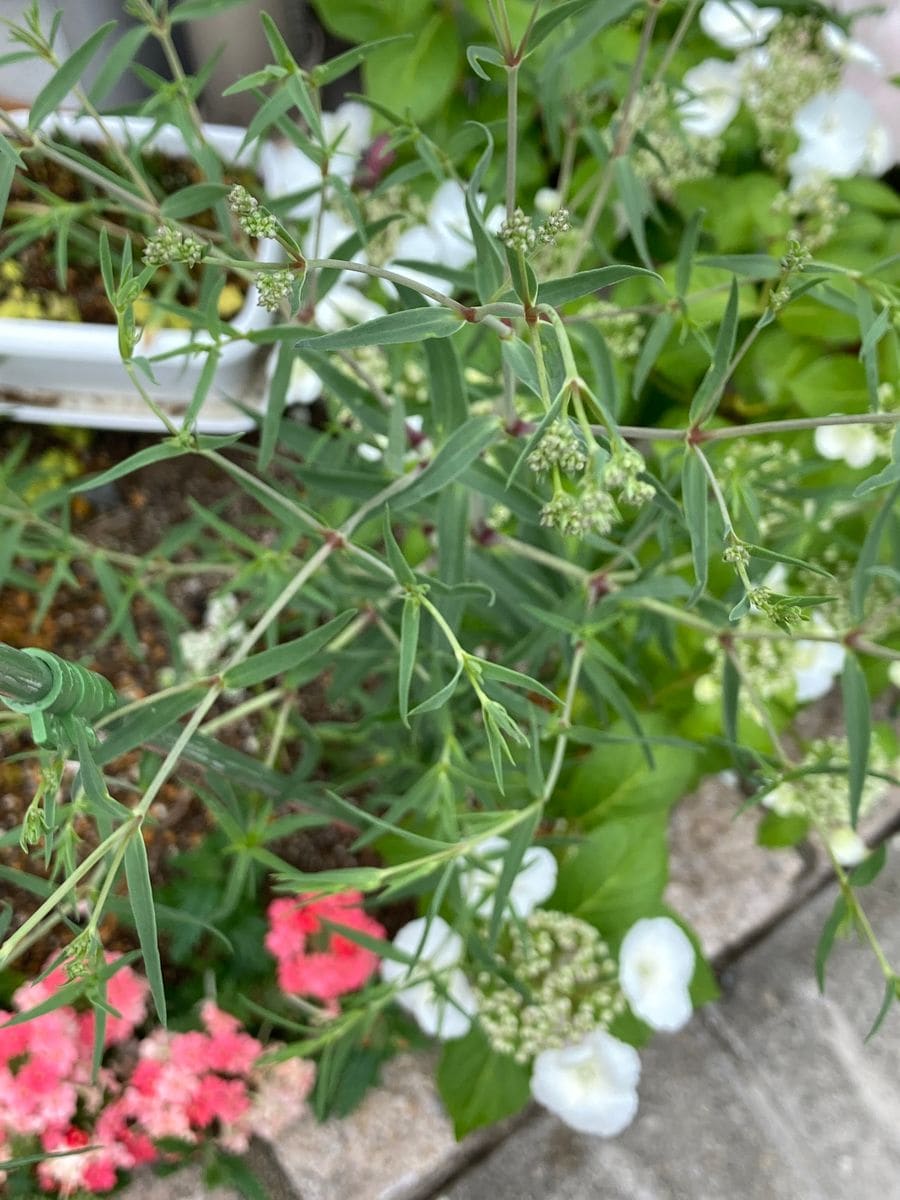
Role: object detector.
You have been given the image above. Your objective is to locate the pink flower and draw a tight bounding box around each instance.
[265,892,386,1002]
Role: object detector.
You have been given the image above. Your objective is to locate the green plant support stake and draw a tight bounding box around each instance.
[0,645,118,752]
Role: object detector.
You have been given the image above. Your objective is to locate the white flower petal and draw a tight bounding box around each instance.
[789,88,886,183]
[679,58,744,137]
[531,1031,641,1137]
[534,187,562,214]
[827,827,868,867]
[822,23,882,71]
[619,917,696,1032]
[792,631,845,704]
[814,422,880,468]
[459,835,558,920]
[380,916,464,987]
[699,1,781,49]
[408,969,477,1040]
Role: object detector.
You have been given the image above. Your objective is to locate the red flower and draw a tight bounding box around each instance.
[265,892,385,1002]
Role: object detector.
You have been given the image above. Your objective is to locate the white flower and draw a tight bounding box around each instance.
[679,58,745,137]
[535,187,563,214]
[380,916,476,1040]
[826,826,868,867]
[458,835,558,920]
[178,594,246,675]
[699,1,781,49]
[791,618,845,703]
[266,101,371,219]
[530,1030,641,1137]
[618,917,695,1032]
[814,421,881,468]
[889,661,900,689]
[788,88,893,186]
[822,22,881,71]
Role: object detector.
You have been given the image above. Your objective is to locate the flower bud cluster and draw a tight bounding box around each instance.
[748,586,805,631]
[473,910,626,1064]
[539,485,618,538]
[256,269,294,312]
[143,225,205,268]
[764,736,893,830]
[604,443,655,506]
[780,239,812,274]
[631,83,721,197]
[594,302,644,360]
[527,422,588,477]
[499,207,537,253]
[537,208,571,245]
[229,184,279,239]
[772,178,849,251]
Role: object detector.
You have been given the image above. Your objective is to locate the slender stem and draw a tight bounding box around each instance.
[542,640,585,803]
[498,536,590,581]
[200,687,284,735]
[830,850,896,982]
[651,0,702,85]
[505,64,519,221]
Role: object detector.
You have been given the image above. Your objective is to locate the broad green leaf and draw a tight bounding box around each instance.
[124,830,166,1025]
[537,265,659,308]
[71,442,190,493]
[841,654,870,828]
[160,183,231,220]
[364,12,459,122]
[224,610,355,689]
[682,449,709,603]
[295,308,464,352]
[28,23,116,128]
[689,276,739,425]
[437,1027,531,1138]
[392,415,498,510]
[425,337,468,435]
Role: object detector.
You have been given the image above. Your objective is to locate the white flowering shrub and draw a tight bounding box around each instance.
[0,0,899,1167]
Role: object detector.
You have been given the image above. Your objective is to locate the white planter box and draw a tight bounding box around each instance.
[0,114,289,433]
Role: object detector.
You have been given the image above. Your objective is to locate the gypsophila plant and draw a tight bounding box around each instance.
[0,0,899,1187]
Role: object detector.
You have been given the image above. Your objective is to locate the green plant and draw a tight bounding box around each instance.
[1,0,899,1178]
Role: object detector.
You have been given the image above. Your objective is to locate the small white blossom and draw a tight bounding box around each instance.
[889,661,900,689]
[822,23,881,71]
[530,1030,641,1137]
[699,1,781,50]
[679,58,745,137]
[380,916,476,1040]
[459,835,558,921]
[535,187,563,214]
[792,619,845,703]
[826,826,868,867]
[814,421,881,468]
[618,917,696,1032]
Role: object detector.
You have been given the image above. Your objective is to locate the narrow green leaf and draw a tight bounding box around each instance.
[697,254,781,279]
[224,610,355,689]
[526,0,599,52]
[682,449,709,603]
[382,509,417,587]
[505,389,565,488]
[95,690,205,765]
[399,597,420,727]
[853,427,900,497]
[478,659,561,706]
[841,654,870,828]
[864,977,897,1042]
[0,154,14,228]
[124,830,166,1024]
[87,24,149,104]
[222,65,288,95]
[425,338,468,435]
[313,35,413,86]
[464,123,505,302]
[170,0,249,20]
[501,337,541,397]
[815,894,847,992]
[632,311,674,399]
[743,543,833,580]
[689,276,740,425]
[286,71,324,145]
[295,308,464,352]
[466,43,504,79]
[160,183,231,220]
[408,662,464,717]
[258,341,292,471]
[676,209,705,298]
[614,157,653,269]
[851,481,900,619]
[537,265,659,308]
[71,442,189,493]
[487,810,542,949]
[181,347,221,432]
[392,415,498,510]
[29,23,116,128]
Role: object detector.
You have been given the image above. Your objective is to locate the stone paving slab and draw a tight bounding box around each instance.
[437,837,900,1200]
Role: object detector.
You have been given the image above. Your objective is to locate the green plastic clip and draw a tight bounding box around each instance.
[3,648,118,751]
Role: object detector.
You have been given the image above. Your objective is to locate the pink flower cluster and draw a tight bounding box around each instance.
[265,891,386,1002]
[1,956,315,1197]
